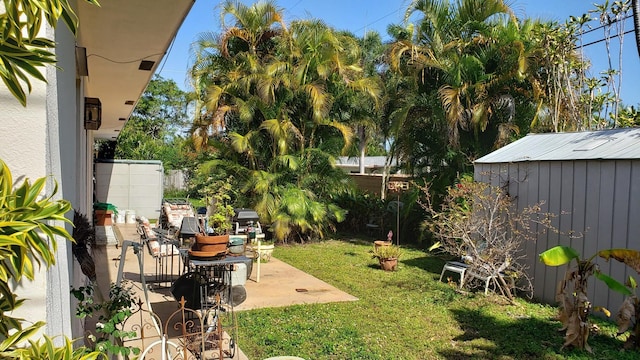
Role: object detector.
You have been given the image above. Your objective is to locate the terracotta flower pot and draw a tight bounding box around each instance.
[379,257,398,271]
[194,234,228,255]
[374,240,392,251]
[94,210,114,226]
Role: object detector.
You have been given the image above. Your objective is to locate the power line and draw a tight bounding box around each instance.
[579,14,632,36]
[288,0,304,12]
[282,1,406,36]
[157,35,177,76]
[354,5,405,34]
[581,28,636,47]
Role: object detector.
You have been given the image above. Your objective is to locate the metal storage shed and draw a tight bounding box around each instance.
[474,128,640,313]
[95,159,164,221]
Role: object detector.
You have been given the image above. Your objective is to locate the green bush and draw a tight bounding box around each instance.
[0,160,103,359]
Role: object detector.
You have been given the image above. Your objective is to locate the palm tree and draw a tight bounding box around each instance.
[189,6,379,242]
[386,0,518,184]
[219,0,287,57]
[321,30,386,175]
[400,0,516,148]
[387,0,585,176]
[354,31,386,174]
[530,20,588,132]
[189,0,286,150]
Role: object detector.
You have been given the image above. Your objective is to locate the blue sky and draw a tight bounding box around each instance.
[157,0,639,106]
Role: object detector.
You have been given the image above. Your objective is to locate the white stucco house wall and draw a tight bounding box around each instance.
[0,0,194,340]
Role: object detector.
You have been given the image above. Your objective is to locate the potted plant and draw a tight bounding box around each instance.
[374,230,394,250]
[200,178,236,235]
[372,244,402,271]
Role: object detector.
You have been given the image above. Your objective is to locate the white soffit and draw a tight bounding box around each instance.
[76,0,195,140]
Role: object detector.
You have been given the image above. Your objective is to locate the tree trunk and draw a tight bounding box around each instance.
[358,125,366,174]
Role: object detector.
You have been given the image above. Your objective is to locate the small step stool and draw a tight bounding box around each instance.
[439,261,468,288]
[465,269,514,295]
[465,269,496,294]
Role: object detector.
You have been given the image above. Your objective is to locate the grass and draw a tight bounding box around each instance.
[235,236,638,360]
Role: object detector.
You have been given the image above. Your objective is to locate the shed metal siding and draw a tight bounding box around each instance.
[609,161,631,309]
[594,161,615,309]
[583,161,601,305]
[475,156,640,313]
[524,162,539,292]
[95,160,164,220]
[543,162,560,302]
[630,162,640,252]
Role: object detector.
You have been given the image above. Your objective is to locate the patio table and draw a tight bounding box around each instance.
[178,255,251,359]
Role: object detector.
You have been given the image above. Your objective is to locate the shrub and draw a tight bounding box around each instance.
[72,282,140,357]
[0,159,103,358]
[420,176,552,300]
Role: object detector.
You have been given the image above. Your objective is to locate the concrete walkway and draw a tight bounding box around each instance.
[93,223,358,359]
[109,223,358,310]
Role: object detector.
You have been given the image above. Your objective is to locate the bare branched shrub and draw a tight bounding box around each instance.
[419,177,553,300]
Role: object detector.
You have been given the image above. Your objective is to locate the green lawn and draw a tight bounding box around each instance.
[235,237,637,360]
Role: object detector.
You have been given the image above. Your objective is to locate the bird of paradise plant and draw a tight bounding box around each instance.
[540,246,640,352]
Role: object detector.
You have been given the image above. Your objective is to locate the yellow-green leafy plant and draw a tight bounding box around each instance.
[371,244,402,271]
[0,0,100,106]
[0,160,102,358]
[371,244,402,260]
[616,289,640,350]
[540,246,640,352]
[200,177,236,235]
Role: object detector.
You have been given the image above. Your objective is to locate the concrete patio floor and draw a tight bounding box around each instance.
[91,223,358,359]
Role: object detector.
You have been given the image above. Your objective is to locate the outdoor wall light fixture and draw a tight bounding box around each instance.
[84,97,102,130]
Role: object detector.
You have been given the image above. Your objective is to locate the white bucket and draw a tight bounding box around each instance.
[115,212,126,223]
[228,263,247,286]
[125,210,136,224]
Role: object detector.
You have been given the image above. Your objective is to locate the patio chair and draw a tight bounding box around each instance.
[136,216,182,287]
[159,198,196,236]
[365,216,383,237]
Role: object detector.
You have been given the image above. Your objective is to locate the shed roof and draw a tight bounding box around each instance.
[475,128,640,163]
